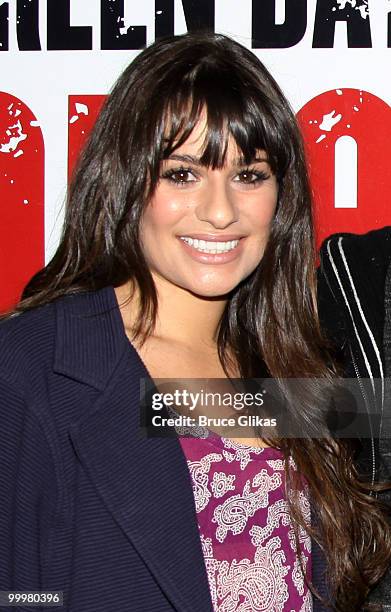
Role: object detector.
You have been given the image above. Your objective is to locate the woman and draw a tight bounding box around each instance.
[0,32,390,612]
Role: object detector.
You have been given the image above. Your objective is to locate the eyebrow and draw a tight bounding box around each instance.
[165,154,269,166]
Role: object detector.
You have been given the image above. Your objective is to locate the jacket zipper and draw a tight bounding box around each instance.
[349,344,376,491]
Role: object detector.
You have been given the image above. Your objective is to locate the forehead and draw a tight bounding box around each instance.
[173,117,233,154]
[164,112,267,166]
[176,113,208,148]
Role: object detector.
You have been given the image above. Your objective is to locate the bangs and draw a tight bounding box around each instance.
[154,65,291,178]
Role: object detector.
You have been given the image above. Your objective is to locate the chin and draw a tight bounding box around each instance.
[179,270,250,298]
[186,283,238,299]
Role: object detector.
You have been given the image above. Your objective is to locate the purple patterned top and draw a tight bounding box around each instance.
[178,432,312,612]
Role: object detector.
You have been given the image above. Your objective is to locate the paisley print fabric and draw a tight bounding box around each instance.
[178,433,312,612]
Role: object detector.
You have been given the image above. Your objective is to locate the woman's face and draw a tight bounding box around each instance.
[140,116,279,298]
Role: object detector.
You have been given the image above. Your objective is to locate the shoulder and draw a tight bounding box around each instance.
[0,286,126,395]
[0,302,57,388]
[0,300,55,341]
[0,288,108,389]
[319,226,391,279]
[318,226,391,305]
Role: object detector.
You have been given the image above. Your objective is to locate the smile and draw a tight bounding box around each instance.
[179,237,240,254]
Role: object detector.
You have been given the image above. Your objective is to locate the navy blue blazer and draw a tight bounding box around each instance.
[0,286,329,611]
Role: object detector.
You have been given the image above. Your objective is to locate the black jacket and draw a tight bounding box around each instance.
[318,226,391,610]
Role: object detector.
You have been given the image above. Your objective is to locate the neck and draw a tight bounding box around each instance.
[115,274,228,350]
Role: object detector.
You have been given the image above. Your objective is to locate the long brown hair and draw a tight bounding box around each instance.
[4,32,391,610]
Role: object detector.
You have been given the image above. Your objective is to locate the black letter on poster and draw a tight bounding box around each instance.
[155,0,174,39]
[252,0,307,48]
[17,0,41,50]
[47,0,92,50]
[313,0,372,48]
[155,0,214,40]
[388,11,391,47]
[0,2,9,51]
[182,0,215,32]
[101,0,146,50]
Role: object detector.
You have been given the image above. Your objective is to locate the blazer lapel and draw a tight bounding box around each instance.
[54,286,214,612]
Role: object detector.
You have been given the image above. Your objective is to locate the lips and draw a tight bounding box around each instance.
[176,234,245,241]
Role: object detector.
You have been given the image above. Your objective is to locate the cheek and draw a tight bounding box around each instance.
[142,192,187,236]
[250,193,278,233]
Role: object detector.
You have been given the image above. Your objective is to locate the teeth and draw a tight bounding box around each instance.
[180,237,240,253]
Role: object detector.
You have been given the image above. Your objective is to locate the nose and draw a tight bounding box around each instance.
[195,177,239,229]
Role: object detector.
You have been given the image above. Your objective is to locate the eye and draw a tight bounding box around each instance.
[234,168,271,185]
[161,166,198,185]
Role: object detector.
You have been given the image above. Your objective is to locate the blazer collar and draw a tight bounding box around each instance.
[53,285,129,390]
